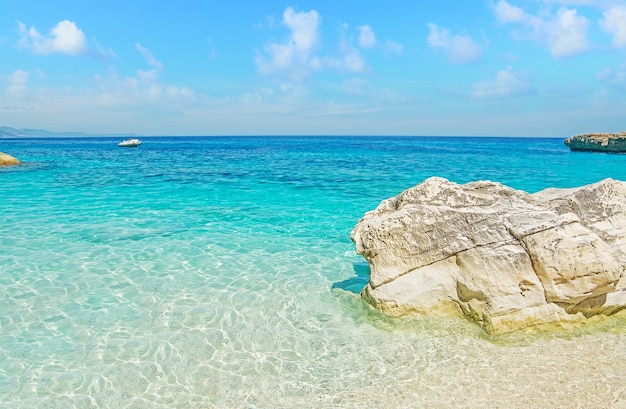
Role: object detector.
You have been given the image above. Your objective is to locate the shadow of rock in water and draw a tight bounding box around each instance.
[332,262,370,294]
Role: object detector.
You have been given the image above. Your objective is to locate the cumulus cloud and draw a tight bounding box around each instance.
[493,0,590,58]
[256,7,376,79]
[18,20,88,56]
[427,23,482,64]
[494,0,531,24]
[135,43,164,71]
[256,7,321,77]
[472,65,533,98]
[284,7,320,53]
[358,25,377,48]
[600,6,626,47]
[545,8,589,57]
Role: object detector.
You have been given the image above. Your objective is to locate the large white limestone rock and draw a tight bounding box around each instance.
[351,177,626,334]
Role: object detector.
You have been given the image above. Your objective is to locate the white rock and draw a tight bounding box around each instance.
[351,177,626,334]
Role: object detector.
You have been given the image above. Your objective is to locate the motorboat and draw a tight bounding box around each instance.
[118,138,142,147]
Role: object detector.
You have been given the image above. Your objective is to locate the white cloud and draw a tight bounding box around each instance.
[600,6,626,47]
[256,8,373,78]
[493,1,590,58]
[207,36,217,60]
[541,1,606,6]
[345,50,366,72]
[135,43,164,71]
[545,8,589,57]
[597,65,626,88]
[94,69,194,106]
[358,25,377,48]
[255,7,321,78]
[241,87,275,105]
[494,0,532,24]
[340,78,413,105]
[167,85,194,99]
[342,77,368,95]
[6,70,30,97]
[93,39,116,58]
[137,69,160,83]
[337,39,367,73]
[385,40,404,54]
[238,82,312,110]
[284,7,320,53]
[18,20,88,56]
[472,65,533,98]
[427,23,482,63]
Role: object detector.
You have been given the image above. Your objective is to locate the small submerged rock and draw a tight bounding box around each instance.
[564,132,626,152]
[0,152,20,166]
[351,177,626,335]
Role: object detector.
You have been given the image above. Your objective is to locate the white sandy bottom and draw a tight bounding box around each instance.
[2,137,626,408]
[1,232,625,409]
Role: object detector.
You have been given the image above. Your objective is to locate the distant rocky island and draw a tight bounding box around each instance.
[564,132,626,153]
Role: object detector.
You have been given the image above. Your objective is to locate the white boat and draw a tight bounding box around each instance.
[118,138,142,147]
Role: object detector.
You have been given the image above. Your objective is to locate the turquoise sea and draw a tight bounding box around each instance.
[1,136,626,408]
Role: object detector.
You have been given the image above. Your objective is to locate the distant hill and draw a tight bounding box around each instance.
[0,126,132,138]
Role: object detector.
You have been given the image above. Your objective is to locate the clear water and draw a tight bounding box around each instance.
[1,136,625,408]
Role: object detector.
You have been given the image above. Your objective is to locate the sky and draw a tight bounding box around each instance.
[1,0,626,137]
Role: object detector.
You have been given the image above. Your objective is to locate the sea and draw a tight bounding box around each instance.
[1,136,625,409]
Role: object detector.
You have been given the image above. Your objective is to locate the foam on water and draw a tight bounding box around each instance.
[1,136,626,408]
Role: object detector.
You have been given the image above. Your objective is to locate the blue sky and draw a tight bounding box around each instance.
[1,0,626,137]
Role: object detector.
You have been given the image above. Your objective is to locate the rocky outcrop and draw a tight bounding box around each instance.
[351,177,626,334]
[0,152,19,166]
[564,132,626,152]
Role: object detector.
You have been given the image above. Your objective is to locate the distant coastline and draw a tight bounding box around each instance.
[1,126,568,139]
[0,125,133,138]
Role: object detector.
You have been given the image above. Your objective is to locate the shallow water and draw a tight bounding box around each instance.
[1,136,625,408]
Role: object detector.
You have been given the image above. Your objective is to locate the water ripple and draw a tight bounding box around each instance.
[1,136,625,408]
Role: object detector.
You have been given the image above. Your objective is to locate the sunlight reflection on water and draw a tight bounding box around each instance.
[1,136,625,408]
